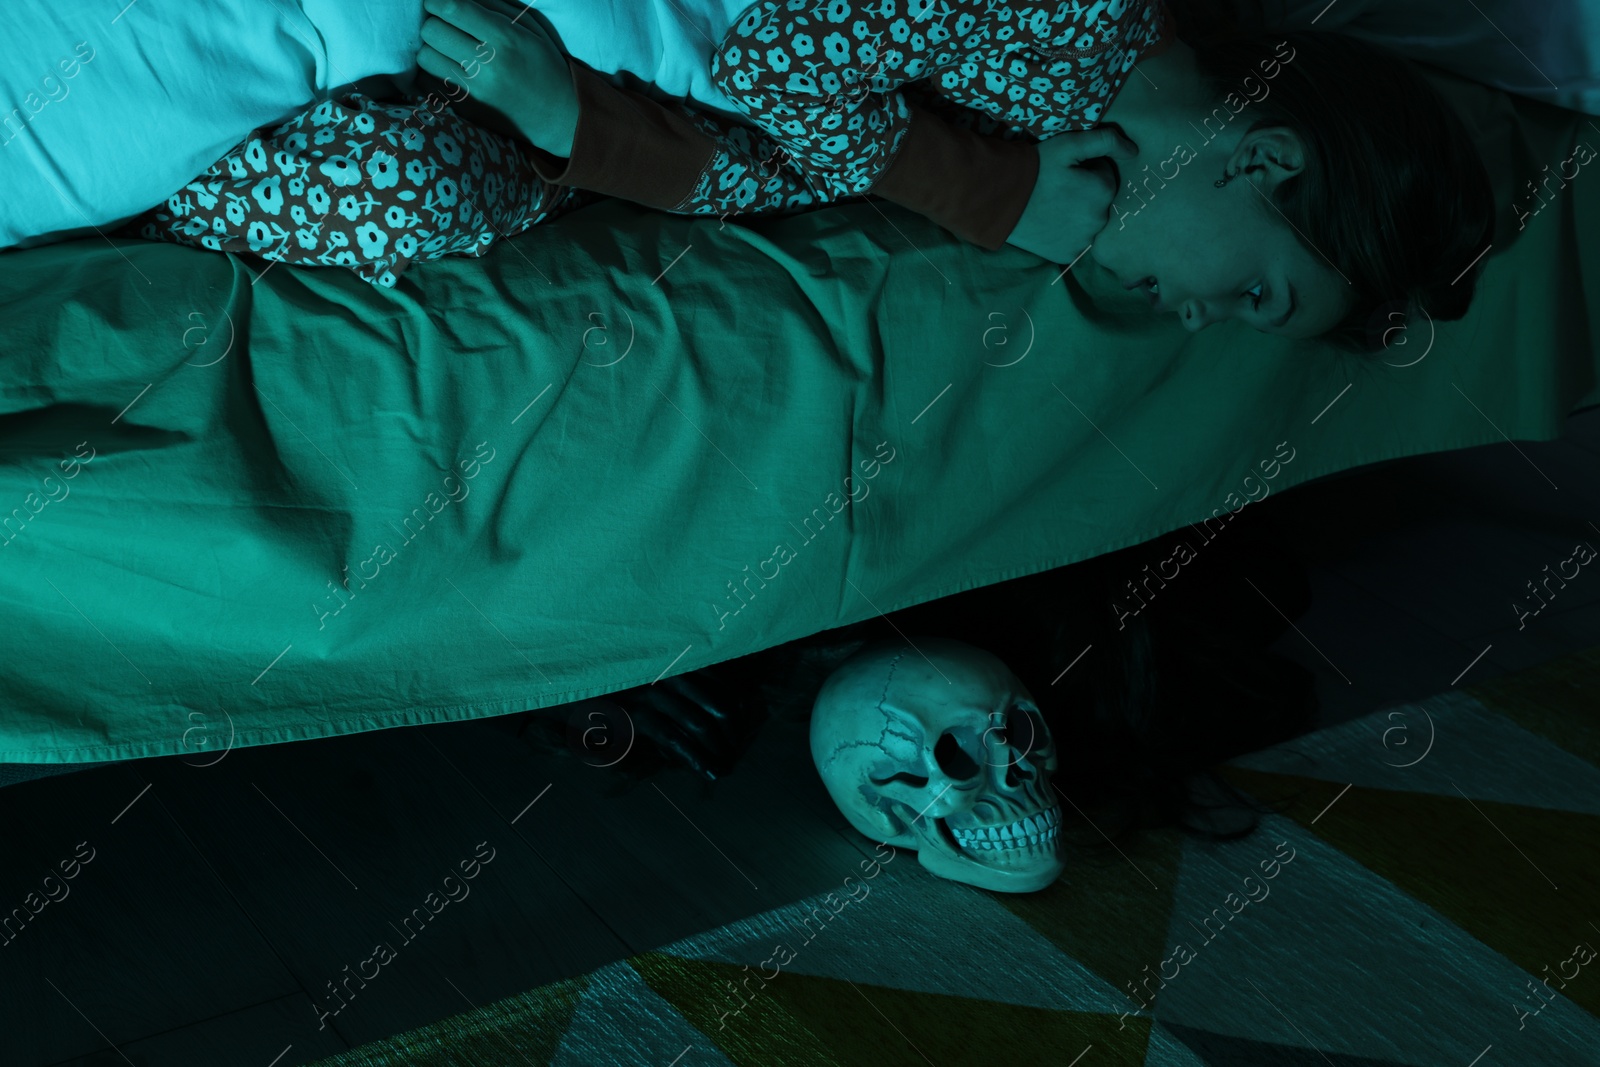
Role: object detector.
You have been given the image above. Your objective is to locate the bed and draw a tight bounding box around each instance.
[1,40,1596,766]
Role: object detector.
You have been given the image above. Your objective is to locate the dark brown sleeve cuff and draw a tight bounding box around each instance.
[523,59,718,212]
[871,104,1040,251]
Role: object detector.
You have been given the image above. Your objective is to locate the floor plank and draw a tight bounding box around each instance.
[422,710,877,955]
[44,992,347,1067]
[1478,598,1600,675]
[135,724,634,1054]
[0,763,303,1064]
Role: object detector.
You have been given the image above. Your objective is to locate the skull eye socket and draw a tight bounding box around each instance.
[1005,704,1046,757]
[934,731,980,781]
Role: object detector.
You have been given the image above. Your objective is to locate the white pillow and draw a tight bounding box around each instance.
[0,1,379,250]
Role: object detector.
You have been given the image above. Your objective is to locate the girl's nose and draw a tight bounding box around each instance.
[1179,298,1214,332]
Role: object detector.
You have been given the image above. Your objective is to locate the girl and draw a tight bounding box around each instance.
[123,0,1493,350]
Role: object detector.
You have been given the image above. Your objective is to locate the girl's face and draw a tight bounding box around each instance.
[1089,156,1355,342]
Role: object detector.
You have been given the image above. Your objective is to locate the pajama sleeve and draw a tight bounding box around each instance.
[867,98,1039,250]
[521,57,839,222]
[708,0,1031,250]
[527,35,1029,245]
[520,59,722,212]
[707,0,1175,250]
[525,1,1175,249]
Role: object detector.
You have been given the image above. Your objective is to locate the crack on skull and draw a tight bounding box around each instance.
[868,651,924,765]
[818,650,912,771]
[873,651,906,722]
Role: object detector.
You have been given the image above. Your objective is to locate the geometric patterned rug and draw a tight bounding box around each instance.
[307,647,1600,1066]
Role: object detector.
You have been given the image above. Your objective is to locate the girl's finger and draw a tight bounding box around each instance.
[473,0,561,48]
[469,0,533,24]
[420,14,485,64]
[1055,126,1139,163]
[1074,155,1119,197]
[416,42,470,82]
[422,0,507,46]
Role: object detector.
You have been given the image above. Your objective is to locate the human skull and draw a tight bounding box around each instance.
[810,638,1064,893]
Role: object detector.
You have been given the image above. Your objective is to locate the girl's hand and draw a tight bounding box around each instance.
[418,0,579,157]
[1005,127,1139,263]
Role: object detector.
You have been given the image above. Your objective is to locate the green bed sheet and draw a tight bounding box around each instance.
[1,73,1596,764]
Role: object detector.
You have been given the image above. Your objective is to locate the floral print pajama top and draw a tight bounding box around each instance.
[126,0,1175,284]
[536,0,1176,250]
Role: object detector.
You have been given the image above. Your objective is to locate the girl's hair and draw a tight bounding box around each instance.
[1185,27,1497,353]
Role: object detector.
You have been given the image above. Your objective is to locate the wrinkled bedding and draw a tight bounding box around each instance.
[0,67,1594,764]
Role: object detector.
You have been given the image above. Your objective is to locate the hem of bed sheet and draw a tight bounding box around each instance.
[0,417,1585,765]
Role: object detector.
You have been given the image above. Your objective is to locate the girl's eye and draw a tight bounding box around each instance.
[1245,283,1265,310]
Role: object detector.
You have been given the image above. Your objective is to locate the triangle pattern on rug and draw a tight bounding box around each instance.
[304,975,588,1067]
[1227,691,1600,815]
[1141,1020,1212,1067]
[1466,644,1600,767]
[654,859,1131,1015]
[763,971,1153,1067]
[1163,1021,1419,1066]
[550,960,738,1067]
[1220,765,1600,1021]
[1147,815,1600,1066]
[1000,823,1185,1015]
[640,956,1156,1067]
[629,950,851,1067]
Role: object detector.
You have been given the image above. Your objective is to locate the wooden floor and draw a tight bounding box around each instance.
[0,709,868,1066]
[2,408,1598,1066]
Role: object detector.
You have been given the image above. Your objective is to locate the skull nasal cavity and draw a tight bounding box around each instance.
[935,732,980,780]
[1005,751,1026,788]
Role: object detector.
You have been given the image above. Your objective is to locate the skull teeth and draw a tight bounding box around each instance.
[949,807,1061,853]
